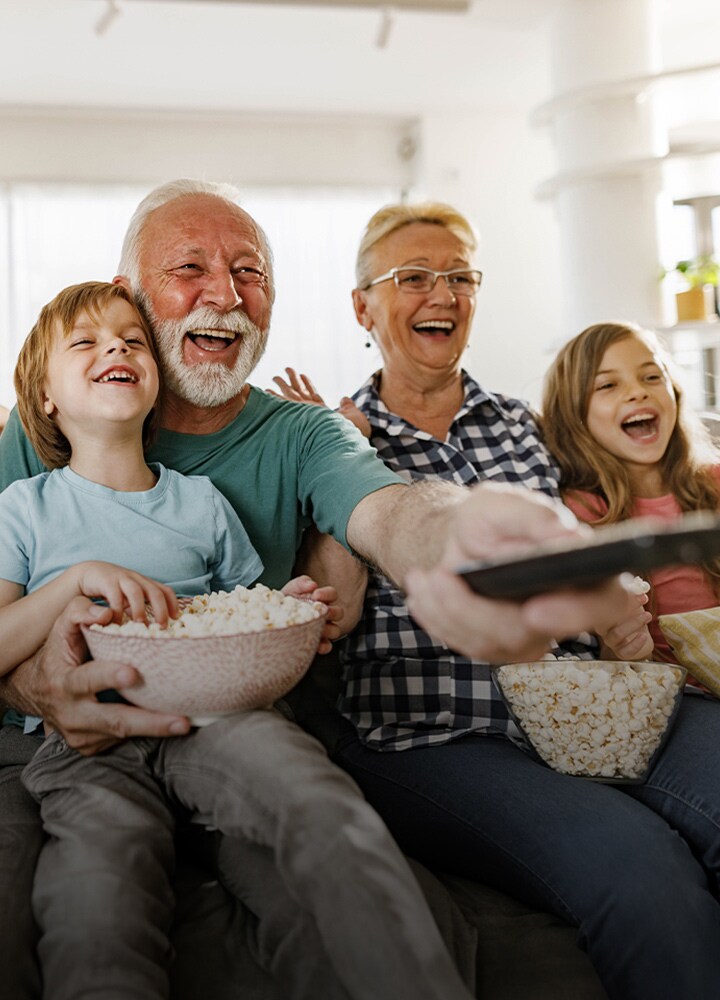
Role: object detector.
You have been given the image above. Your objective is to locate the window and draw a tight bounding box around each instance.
[664,195,720,410]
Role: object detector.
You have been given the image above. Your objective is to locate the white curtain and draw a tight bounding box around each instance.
[0,183,396,408]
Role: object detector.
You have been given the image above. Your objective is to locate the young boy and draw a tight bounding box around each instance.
[0,282,340,673]
[0,283,466,1000]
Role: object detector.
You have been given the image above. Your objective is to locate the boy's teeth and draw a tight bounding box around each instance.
[98,373,136,383]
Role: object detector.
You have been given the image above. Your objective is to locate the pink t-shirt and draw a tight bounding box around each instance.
[564,484,720,663]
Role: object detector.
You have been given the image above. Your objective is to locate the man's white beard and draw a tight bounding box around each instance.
[136,293,269,408]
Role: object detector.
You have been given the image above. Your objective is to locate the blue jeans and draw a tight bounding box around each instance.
[334,692,720,1000]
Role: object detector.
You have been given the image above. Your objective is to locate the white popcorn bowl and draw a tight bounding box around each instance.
[493,660,686,784]
[81,603,327,726]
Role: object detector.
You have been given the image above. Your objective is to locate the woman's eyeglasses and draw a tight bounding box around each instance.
[363,267,482,296]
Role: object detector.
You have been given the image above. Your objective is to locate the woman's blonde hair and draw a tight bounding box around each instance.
[14,282,161,469]
[355,202,478,288]
[541,321,720,528]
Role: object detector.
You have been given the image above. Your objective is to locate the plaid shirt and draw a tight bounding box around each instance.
[339,370,594,751]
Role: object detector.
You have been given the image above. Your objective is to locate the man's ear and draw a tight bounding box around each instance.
[352,288,373,331]
[112,275,132,292]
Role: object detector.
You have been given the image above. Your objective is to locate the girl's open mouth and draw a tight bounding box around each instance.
[621,413,659,439]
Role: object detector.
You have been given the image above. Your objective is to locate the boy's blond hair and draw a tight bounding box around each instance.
[14,282,161,469]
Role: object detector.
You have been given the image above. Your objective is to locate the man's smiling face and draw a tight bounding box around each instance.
[134,194,272,408]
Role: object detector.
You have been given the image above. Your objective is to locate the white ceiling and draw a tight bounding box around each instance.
[2,0,719,123]
[0,0,562,116]
[2,1,719,118]
[1,1,719,151]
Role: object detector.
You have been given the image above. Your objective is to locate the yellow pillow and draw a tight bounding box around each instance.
[658,607,720,696]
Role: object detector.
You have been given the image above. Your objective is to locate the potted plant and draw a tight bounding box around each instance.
[664,255,720,323]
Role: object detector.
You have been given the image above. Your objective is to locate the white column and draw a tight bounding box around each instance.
[544,0,667,335]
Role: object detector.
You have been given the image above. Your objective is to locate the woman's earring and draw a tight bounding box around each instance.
[365,336,372,349]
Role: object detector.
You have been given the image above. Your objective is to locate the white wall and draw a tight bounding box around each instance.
[415,108,562,404]
[0,106,563,407]
[0,108,416,189]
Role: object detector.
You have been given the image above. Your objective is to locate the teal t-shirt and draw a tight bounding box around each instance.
[0,387,403,589]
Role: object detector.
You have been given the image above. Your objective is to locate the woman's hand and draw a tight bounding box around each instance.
[269,368,326,405]
[268,367,372,437]
[73,561,179,627]
[337,397,372,438]
[282,574,344,654]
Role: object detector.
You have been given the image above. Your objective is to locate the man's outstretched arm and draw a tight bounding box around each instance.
[346,480,638,663]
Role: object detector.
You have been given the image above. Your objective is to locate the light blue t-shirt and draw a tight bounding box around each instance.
[0,463,263,732]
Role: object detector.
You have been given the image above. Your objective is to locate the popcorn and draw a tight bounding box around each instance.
[91,584,324,638]
[496,661,684,780]
[626,575,651,596]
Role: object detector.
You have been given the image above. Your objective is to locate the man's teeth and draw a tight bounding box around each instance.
[190,329,237,342]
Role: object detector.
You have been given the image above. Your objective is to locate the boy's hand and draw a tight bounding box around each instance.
[282,575,343,653]
[2,598,191,756]
[74,561,179,627]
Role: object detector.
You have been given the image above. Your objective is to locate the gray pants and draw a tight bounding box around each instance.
[22,709,473,1000]
[0,725,282,1000]
[0,727,44,1000]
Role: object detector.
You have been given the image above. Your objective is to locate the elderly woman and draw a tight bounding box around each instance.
[272,202,720,1000]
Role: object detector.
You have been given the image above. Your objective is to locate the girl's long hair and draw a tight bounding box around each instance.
[541,322,720,533]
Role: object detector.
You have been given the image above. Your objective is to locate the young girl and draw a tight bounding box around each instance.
[542,320,720,663]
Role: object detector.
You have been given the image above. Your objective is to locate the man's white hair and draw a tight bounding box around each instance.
[118,178,275,301]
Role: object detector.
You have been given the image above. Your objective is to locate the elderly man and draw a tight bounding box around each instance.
[0,179,635,999]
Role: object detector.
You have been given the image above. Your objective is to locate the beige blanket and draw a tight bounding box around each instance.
[658,606,720,696]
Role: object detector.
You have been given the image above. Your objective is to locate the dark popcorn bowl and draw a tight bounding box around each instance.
[492,660,686,784]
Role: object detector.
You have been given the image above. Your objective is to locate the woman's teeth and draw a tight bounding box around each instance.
[413,321,454,336]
